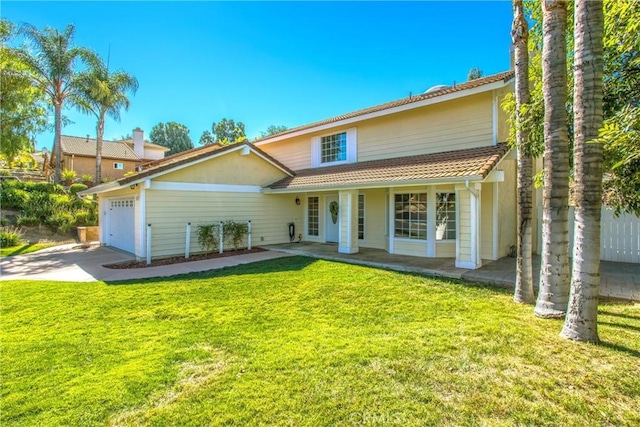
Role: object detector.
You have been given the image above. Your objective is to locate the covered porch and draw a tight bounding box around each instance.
[264,144,515,270]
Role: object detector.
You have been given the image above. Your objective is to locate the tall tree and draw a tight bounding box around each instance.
[0,20,47,161]
[259,124,288,138]
[535,0,571,318]
[199,130,215,146]
[561,0,604,342]
[211,118,246,145]
[17,23,97,183]
[74,58,138,183]
[511,0,535,304]
[150,122,193,155]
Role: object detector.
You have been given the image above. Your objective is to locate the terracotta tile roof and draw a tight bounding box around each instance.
[267,144,510,191]
[60,135,139,161]
[254,70,514,143]
[121,139,171,151]
[117,141,295,186]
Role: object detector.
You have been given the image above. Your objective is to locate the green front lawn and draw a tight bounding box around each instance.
[0,242,55,258]
[1,257,638,426]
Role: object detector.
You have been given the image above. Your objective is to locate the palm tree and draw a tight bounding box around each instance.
[561,0,604,342]
[17,24,97,184]
[535,0,571,318]
[511,0,535,304]
[74,59,138,183]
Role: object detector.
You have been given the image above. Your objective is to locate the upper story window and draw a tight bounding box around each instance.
[321,132,347,163]
[311,128,357,167]
[113,162,124,170]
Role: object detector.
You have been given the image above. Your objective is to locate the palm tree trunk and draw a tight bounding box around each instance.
[535,0,571,318]
[54,102,62,184]
[561,0,604,342]
[512,0,535,304]
[96,112,105,184]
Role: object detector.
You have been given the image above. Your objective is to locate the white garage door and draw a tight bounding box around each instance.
[108,198,135,254]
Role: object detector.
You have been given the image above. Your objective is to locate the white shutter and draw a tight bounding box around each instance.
[311,136,320,167]
[347,127,357,163]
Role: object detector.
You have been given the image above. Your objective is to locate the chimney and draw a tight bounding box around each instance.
[132,127,144,158]
[86,134,90,142]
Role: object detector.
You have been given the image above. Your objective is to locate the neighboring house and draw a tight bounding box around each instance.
[53,128,169,180]
[81,71,519,269]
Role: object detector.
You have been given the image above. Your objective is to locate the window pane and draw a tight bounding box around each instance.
[436,192,456,241]
[321,132,347,163]
[358,194,365,240]
[308,197,319,236]
[394,192,427,240]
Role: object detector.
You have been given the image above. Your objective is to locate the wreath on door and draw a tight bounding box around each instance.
[329,201,339,224]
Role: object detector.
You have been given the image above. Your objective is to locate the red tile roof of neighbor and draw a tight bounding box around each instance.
[254,70,515,143]
[267,143,510,191]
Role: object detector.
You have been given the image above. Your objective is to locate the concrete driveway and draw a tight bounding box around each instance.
[0,244,292,282]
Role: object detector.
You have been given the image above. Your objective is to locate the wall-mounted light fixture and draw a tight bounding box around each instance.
[295,196,301,205]
[130,183,138,190]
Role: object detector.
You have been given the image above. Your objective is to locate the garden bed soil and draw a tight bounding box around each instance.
[104,247,266,269]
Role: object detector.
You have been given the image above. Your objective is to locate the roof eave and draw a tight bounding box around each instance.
[255,77,513,147]
[262,175,485,193]
[77,180,122,196]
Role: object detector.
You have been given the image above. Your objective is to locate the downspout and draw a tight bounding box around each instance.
[465,180,479,198]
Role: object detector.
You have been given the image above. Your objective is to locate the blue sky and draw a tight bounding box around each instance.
[4,1,513,150]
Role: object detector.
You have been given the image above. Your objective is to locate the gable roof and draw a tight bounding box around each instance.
[81,142,296,195]
[266,143,510,192]
[60,135,139,161]
[255,70,514,145]
[121,139,171,152]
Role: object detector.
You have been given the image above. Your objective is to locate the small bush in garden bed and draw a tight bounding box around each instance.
[0,226,24,247]
[17,215,40,226]
[0,187,30,209]
[69,184,88,195]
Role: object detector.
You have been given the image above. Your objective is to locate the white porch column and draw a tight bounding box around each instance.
[455,183,482,269]
[426,188,436,257]
[338,189,359,254]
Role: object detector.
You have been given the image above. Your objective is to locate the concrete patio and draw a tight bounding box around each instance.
[264,242,640,301]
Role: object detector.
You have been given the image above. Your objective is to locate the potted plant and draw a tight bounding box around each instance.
[81,173,93,186]
[62,169,77,186]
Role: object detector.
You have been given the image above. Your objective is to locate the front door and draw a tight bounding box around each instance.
[325,195,339,243]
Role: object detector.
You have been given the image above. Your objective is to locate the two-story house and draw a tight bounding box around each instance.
[54,128,169,181]
[81,71,516,269]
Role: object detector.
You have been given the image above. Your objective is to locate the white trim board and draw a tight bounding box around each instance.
[149,182,262,193]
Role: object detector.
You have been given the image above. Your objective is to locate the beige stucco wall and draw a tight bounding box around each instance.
[359,188,387,250]
[64,155,137,181]
[156,150,286,186]
[498,158,517,257]
[481,183,494,260]
[258,91,511,171]
[146,190,302,258]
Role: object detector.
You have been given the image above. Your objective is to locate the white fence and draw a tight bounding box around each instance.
[537,206,640,263]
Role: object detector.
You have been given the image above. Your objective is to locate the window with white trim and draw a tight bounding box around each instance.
[358,194,365,240]
[113,162,124,170]
[436,193,456,240]
[321,132,347,163]
[394,193,427,240]
[308,196,319,236]
[311,128,357,167]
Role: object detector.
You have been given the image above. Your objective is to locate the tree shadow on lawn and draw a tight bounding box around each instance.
[105,255,321,286]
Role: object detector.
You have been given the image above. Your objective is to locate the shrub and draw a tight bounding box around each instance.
[0,188,30,209]
[17,215,40,226]
[50,194,71,206]
[0,226,24,247]
[62,169,77,181]
[81,174,93,183]
[31,182,65,194]
[69,184,88,195]
[197,223,220,254]
[75,209,98,226]
[46,211,76,233]
[223,220,249,250]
